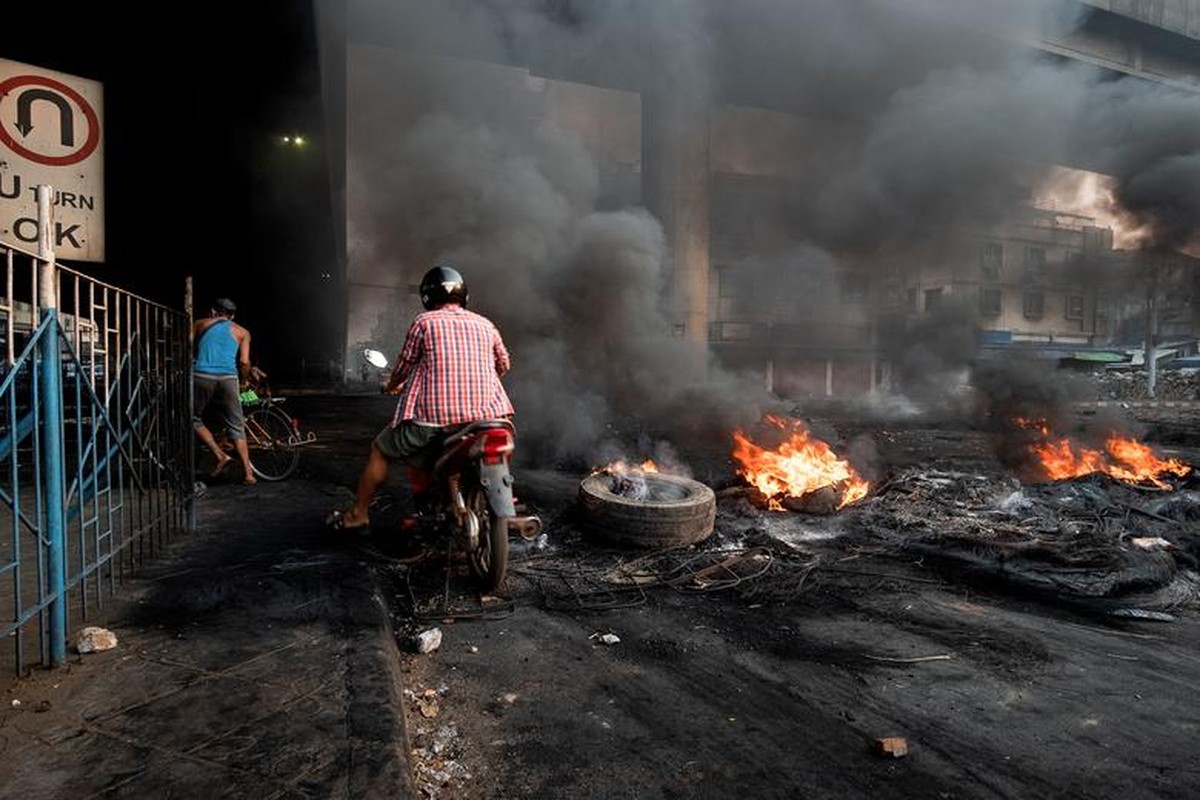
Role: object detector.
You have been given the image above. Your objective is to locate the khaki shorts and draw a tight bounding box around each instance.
[373,421,449,470]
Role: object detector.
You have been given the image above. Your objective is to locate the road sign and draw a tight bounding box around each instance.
[0,58,104,261]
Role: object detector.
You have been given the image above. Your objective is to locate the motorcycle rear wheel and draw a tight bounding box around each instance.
[466,485,508,593]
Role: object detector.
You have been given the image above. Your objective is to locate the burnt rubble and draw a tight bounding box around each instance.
[836,467,1200,613]
[1094,369,1200,403]
[511,411,1200,620]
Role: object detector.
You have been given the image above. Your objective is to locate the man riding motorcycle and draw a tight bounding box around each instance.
[327,263,514,533]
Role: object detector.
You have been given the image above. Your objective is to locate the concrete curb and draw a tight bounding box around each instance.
[343,573,416,799]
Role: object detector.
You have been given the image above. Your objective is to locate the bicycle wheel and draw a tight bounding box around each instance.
[244,406,300,481]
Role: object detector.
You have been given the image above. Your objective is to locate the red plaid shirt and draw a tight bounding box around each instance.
[390,305,514,426]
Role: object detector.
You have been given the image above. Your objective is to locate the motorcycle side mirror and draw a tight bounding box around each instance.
[363,349,389,369]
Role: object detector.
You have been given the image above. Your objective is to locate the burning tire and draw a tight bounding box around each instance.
[577,472,716,549]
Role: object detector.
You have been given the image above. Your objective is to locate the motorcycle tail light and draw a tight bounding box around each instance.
[480,429,514,464]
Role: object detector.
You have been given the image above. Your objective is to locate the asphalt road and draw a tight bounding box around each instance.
[299,393,1200,800]
[5,392,1196,799]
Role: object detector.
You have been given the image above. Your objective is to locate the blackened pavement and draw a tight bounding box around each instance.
[0,475,413,799]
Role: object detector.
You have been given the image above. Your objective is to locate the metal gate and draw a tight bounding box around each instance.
[1,232,194,675]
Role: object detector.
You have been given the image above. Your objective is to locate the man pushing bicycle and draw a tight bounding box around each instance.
[193,297,257,485]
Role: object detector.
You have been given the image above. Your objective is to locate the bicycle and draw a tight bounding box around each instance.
[235,383,317,481]
[200,374,316,483]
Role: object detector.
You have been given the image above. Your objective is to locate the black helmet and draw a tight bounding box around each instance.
[419,264,469,310]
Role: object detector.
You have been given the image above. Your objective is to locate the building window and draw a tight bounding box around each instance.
[1023,291,1044,319]
[981,242,1002,281]
[924,288,943,313]
[1065,294,1084,320]
[1023,247,1046,283]
[980,288,1002,317]
[1095,293,1111,336]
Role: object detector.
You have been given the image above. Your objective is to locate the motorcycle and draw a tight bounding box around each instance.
[367,349,541,593]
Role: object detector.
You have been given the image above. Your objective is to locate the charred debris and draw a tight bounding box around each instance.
[524,392,1200,625]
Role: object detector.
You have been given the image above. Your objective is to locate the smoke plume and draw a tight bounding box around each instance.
[345,0,1199,463]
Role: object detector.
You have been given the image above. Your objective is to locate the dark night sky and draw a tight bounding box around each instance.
[4,2,338,379]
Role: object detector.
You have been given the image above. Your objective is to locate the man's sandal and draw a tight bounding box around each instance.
[325,510,370,534]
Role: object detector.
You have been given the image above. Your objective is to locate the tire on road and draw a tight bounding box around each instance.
[577,472,716,549]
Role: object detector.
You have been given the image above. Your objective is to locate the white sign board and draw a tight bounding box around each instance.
[0,58,104,261]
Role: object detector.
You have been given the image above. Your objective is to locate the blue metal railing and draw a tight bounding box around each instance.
[1,238,192,675]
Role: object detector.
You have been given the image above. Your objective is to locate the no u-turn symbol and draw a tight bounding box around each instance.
[0,74,101,166]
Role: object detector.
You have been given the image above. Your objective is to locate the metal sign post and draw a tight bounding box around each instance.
[185,275,196,531]
[36,184,68,665]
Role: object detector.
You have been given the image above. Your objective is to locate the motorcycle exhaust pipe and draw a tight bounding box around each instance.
[508,515,543,541]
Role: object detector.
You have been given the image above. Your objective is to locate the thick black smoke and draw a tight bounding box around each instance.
[345,0,1199,463]
[972,356,1133,473]
[1074,79,1200,251]
[884,299,982,413]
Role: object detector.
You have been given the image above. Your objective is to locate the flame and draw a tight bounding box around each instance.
[595,458,659,475]
[1032,166,1152,250]
[1014,417,1190,488]
[731,415,870,510]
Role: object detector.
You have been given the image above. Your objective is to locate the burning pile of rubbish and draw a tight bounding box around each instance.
[731,414,870,514]
[714,414,1199,614]
[1012,417,1191,488]
[566,400,1200,615]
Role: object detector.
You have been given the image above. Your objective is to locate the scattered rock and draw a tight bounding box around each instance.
[1129,537,1173,550]
[415,628,443,654]
[875,737,909,758]
[591,632,621,646]
[76,626,118,654]
[418,693,440,719]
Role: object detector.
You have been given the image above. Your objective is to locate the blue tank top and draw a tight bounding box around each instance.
[194,319,239,377]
